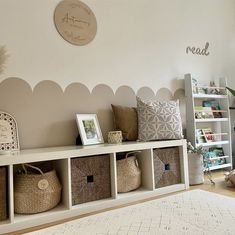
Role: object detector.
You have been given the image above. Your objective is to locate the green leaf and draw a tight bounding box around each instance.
[226,87,235,96]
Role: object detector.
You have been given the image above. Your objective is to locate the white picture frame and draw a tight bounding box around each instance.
[76,114,104,145]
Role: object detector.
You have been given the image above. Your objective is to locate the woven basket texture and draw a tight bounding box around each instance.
[153,147,181,188]
[71,155,111,205]
[14,169,62,214]
[0,167,7,221]
[117,155,141,193]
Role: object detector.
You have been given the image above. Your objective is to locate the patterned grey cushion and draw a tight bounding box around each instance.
[137,97,183,141]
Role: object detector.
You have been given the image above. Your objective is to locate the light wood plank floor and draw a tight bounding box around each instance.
[7,170,235,235]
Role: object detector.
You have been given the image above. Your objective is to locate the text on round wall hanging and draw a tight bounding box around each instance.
[54,0,97,46]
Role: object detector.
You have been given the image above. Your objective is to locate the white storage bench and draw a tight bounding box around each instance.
[0,139,189,234]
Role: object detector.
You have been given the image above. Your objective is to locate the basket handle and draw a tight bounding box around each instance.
[22,163,44,175]
[125,151,141,159]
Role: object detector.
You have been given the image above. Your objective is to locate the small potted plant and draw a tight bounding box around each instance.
[187,142,214,185]
[187,142,205,185]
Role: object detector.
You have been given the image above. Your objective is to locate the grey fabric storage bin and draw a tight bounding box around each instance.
[153,147,181,188]
[71,155,111,205]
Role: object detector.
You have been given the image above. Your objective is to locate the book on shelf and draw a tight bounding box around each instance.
[202,100,222,118]
[204,147,226,166]
[194,106,214,119]
[196,129,206,144]
[202,128,214,142]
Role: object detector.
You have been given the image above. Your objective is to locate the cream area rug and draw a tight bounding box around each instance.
[27,190,235,235]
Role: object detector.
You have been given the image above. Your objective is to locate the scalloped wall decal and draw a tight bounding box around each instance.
[0,77,186,149]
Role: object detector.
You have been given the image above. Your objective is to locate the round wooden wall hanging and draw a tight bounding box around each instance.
[54,0,97,46]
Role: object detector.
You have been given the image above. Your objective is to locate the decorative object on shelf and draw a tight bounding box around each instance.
[111,104,138,141]
[137,96,183,141]
[153,147,181,188]
[0,46,8,75]
[54,0,97,46]
[208,81,221,95]
[0,167,7,221]
[107,131,122,144]
[71,155,111,205]
[225,169,235,187]
[14,163,62,214]
[0,111,20,154]
[76,114,104,145]
[117,151,141,193]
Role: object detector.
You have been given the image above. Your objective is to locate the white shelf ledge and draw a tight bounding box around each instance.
[208,163,232,171]
[196,140,229,147]
[193,94,227,99]
[208,155,230,160]
[195,118,228,122]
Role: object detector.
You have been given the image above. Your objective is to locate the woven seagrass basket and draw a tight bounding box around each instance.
[71,155,111,205]
[153,147,181,188]
[117,152,141,193]
[0,167,7,221]
[14,164,62,214]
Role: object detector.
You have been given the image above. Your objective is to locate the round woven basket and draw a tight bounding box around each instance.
[14,164,62,214]
[117,152,141,193]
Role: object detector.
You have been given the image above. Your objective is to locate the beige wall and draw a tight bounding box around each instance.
[1,0,235,90]
[0,78,185,149]
[0,0,235,149]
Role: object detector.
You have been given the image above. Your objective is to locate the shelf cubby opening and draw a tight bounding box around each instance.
[153,146,182,189]
[71,154,112,206]
[13,160,66,218]
[115,149,154,197]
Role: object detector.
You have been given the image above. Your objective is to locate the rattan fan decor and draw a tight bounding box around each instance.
[0,46,8,75]
[0,111,20,153]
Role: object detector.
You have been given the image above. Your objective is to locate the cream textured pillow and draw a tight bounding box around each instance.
[136,97,183,141]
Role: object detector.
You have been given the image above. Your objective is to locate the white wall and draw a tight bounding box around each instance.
[1,0,235,92]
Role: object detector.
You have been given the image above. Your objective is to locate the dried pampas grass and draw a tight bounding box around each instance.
[0,46,8,75]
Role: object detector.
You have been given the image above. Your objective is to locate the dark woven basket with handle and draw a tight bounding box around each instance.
[0,167,7,221]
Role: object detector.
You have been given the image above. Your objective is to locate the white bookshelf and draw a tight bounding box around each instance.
[185,74,232,171]
[0,139,189,234]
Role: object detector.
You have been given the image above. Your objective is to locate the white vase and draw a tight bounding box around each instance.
[188,152,204,185]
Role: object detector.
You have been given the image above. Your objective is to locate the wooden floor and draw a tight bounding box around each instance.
[190,169,235,198]
[7,170,235,235]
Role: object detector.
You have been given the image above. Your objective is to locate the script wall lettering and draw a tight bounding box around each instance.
[186,42,210,56]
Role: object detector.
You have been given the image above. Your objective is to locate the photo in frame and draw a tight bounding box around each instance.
[76,114,104,145]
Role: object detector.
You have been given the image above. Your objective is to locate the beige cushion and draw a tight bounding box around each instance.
[136,96,183,141]
[111,104,138,141]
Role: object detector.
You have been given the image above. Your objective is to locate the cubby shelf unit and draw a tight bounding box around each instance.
[185,73,232,171]
[0,139,189,234]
